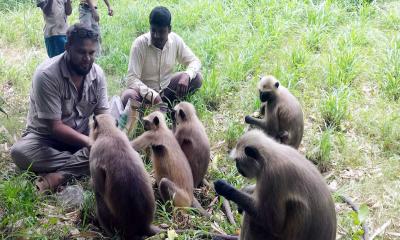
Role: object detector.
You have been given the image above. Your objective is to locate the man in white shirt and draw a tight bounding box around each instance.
[120,6,202,133]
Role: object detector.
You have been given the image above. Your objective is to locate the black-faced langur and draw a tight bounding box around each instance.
[214,130,336,240]
[89,114,158,240]
[245,75,304,149]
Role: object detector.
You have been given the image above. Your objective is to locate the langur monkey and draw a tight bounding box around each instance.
[214,130,336,240]
[131,111,210,217]
[172,102,210,187]
[90,114,157,239]
[245,75,304,149]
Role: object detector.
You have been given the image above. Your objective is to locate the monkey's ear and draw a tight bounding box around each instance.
[93,115,98,129]
[115,119,119,127]
[179,109,186,120]
[275,82,279,88]
[153,116,160,126]
[244,146,260,160]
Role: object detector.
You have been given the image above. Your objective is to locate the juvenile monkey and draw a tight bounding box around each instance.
[172,102,210,187]
[89,114,157,239]
[245,75,304,149]
[214,130,336,240]
[131,111,210,216]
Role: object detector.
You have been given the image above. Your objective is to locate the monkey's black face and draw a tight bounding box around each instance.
[259,90,275,103]
[143,120,152,131]
[235,157,260,179]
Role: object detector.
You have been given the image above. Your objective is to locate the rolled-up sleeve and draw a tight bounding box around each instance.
[33,71,62,120]
[176,36,201,81]
[94,68,110,115]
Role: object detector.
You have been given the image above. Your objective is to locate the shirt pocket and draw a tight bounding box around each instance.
[77,89,98,117]
[61,98,73,117]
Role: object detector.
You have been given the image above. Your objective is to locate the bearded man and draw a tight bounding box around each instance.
[10,23,109,192]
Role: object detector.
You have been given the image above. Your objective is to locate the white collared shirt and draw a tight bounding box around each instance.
[126,32,201,102]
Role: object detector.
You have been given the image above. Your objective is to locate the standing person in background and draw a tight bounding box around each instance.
[37,0,72,58]
[79,0,113,55]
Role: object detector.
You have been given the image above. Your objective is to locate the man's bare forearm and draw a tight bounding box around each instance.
[50,121,90,148]
[103,0,111,8]
[65,0,72,15]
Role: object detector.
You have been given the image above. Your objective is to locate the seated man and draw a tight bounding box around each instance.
[120,6,202,133]
[10,23,109,192]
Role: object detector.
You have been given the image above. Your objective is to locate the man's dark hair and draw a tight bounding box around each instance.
[149,6,171,27]
[66,23,99,46]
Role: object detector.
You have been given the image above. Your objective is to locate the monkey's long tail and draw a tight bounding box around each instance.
[338,194,369,240]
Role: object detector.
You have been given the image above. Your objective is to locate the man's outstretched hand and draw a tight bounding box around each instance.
[176,73,190,98]
[108,7,113,16]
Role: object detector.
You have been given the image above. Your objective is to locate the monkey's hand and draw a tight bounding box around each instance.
[244,115,252,124]
[214,180,235,200]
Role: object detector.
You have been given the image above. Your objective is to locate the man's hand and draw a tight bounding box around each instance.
[92,10,100,22]
[108,7,114,16]
[176,73,190,98]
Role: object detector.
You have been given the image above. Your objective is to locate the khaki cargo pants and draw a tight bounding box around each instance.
[10,132,90,178]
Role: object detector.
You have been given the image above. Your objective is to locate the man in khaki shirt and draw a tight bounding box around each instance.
[11,24,109,192]
[120,6,202,133]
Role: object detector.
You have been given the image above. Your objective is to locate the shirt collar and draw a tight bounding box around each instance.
[60,52,97,82]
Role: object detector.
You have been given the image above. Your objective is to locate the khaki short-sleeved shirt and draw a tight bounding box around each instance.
[26,53,109,136]
[36,0,69,37]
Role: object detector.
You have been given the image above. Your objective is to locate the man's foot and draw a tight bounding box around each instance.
[35,172,66,193]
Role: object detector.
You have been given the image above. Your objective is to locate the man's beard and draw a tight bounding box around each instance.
[69,60,92,76]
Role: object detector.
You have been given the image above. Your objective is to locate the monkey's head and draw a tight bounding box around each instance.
[230,130,269,179]
[90,114,119,140]
[258,75,279,103]
[172,101,196,125]
[143,111,167,131]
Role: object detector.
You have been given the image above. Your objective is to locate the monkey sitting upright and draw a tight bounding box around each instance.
[89,114,157,239]
[245,75,304,149]
[214,130,336,240]
[131,111,210,217]
[172,102,210,188]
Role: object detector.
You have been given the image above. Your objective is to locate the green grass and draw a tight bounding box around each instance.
[1,0,400,239]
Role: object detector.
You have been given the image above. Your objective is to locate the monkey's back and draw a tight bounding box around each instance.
[274,87,304,148]
[175,119,210,187]
[91,135,155,238]
[259,146,336,240]
[151,129,194,196]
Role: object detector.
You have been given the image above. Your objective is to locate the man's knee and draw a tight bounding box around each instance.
[190,72,203,92]
[10,141,31,170]
[121,88,141,107]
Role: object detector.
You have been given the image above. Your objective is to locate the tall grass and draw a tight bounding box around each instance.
[1,0,400,238]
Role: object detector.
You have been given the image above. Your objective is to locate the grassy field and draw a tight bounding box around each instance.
[1,0,400,239]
